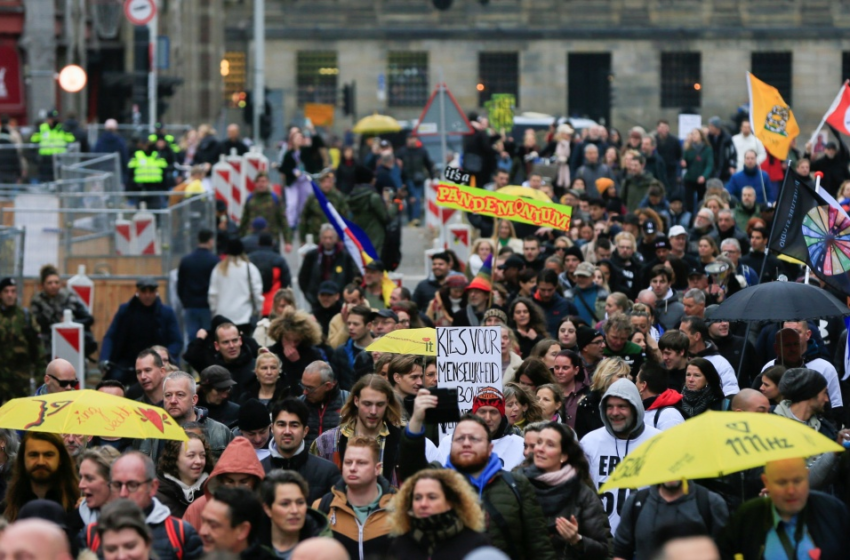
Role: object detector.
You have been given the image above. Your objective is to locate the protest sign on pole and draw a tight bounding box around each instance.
[435,181,573,230]
[436,326,502,438]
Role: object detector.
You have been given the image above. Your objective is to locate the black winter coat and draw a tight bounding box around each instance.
[300,386,348,447]
[387,527,490,560]
[573,390,604,440]
[270,340,326,389]
[298,245,357,310]
[519,466,613,560]
[261,447,341,504]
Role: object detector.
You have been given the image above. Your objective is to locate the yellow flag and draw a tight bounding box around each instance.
[747,72,800,160]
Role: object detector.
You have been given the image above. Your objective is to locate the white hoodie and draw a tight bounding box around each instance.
[580,379,660,533]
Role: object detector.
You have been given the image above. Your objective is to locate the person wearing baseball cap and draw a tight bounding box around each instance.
[497,254,525,299]
[568,263,607,327]
[197,365,240,428]
[100,277,182,386]
[373,308,399,337]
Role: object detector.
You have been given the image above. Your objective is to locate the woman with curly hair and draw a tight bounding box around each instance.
[517,422,613,559]
[155,432,213,518]
[253,287,297,347]
[503,382,545,433]
[572,357,632,439]
[239,348,291,406]
[268,309,325,388]
[387,469,490,560]
[509,296,549,357]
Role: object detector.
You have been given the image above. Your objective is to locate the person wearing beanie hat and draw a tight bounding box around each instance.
[773,368,843,483]
[433,385,526,472]
[454,255,492,327]
[482,307,508,326]
[576,325,606,377]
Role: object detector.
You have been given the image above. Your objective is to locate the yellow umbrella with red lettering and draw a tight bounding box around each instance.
[366,328,437,356]
[599,411,841,493]
[0,389,187,440]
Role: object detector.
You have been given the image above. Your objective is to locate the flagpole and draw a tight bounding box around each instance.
[735,160,794,378]
[808,80,848,148]
[756,158,769,205]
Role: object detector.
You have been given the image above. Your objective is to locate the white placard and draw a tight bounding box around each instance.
[678,114,702,141]
[436,326,502,438]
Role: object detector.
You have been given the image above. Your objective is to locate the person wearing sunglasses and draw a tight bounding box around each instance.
[34,357,79,395]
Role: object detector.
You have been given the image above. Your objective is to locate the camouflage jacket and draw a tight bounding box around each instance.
[239,190,292,243]
[30,288,94,339]
[0,305,47,399]
[298,188,350,242]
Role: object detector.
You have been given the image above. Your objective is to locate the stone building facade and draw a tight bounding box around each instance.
[223,0,850,136]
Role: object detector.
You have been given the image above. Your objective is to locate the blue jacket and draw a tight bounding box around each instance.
[725,166,772,204]
[93,131,130,184]
[177,247,220,309]
[534,291,578,336]
[101,296,182,368]
[568,284,605,326]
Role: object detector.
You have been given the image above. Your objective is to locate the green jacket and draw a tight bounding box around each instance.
[348,184,394,255]
[299,188,350,242]
[399,428,557,560]
[0,305,46,399]
[622,172,656,211]
[683,143,714,183]
[239,190,292,243]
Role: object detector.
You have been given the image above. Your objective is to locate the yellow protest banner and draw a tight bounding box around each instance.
[747,72,799,160]
[435,181,572,230]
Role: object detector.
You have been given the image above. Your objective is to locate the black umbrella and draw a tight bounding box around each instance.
[710,280,850,322]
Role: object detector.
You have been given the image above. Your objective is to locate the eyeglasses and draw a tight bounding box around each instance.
[47,373,79,389]
[299,383,324,394]
[109,479,152,492]
[452,435,484,444]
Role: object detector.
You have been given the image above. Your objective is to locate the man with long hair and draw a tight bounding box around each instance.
[2,432,79,523]
[310,374,403,482]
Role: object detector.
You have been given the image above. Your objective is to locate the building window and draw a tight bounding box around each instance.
[751,52,792,104]
[478,52,519,107]
[842,52,850,84]
[660,52,701,108]
[296,51,338,106]
[388,52,429,107]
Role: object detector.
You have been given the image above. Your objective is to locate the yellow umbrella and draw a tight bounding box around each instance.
[0,390,188,441]
[352,113,402,135]
[599,411,842,493]
[496,186,552,203]
[366,327,437,356]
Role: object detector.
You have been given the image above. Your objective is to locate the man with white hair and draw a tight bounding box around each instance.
[575,143,615,194]
[135,371,234,462]
[714,209,750,255]
[299,361,348,447]
[719,238,757,286]
[687,209,716,254]
[94,119,129,186]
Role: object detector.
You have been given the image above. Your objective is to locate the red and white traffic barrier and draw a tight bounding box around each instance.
[52,310,85,384]
[115,213,132,255]
[133,202,157,255]
[67,264,94,312]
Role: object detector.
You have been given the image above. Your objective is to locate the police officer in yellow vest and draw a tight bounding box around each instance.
[128,138,168,209]
[30,110,76,182]
[148,122,181,155]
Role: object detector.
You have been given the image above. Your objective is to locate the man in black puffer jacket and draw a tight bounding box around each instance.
[260,398,341,503]
[183,315,258,400]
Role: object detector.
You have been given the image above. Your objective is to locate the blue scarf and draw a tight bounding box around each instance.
[445,452,504,497]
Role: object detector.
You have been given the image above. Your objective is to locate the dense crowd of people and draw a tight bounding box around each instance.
[2,112,850,560]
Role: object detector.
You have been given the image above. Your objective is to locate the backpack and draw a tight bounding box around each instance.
[86,516,185,560]
[628,484,715,536]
